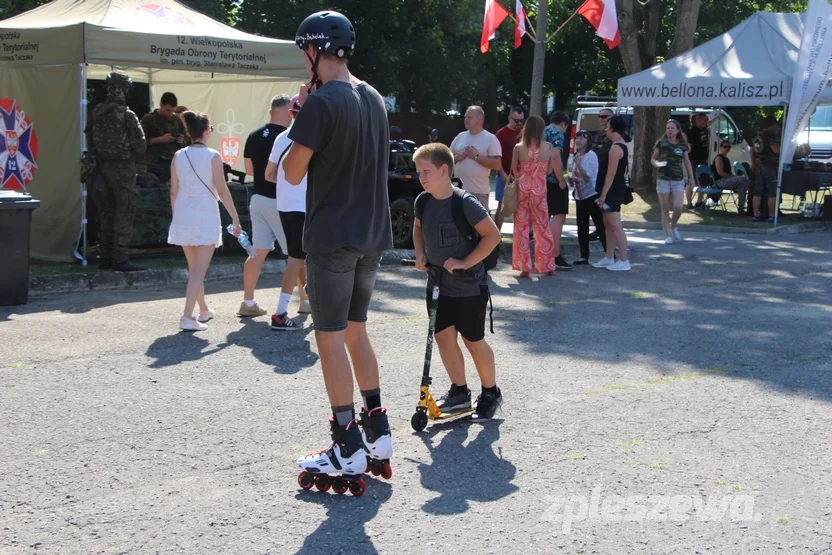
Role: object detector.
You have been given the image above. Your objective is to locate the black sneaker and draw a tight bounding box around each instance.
[436,386,471,412]
[555,256,573,270]
[471,388,503,422]
[270,312,301,330]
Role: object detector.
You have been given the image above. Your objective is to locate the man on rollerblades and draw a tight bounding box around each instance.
[282,10,393,496]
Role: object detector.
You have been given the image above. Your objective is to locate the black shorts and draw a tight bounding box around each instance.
[426,292,487,342]
[279,211,306,259]
[546,179,570,216]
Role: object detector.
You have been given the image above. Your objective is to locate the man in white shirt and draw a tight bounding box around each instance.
[264,95,309,330]
[449,106,503,209]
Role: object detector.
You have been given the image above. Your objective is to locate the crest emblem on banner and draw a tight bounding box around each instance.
[217,109,245,168]
[221,137,241,168]
[0,98,39,191]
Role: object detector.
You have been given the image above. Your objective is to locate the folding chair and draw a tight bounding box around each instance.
[695,164,729,211]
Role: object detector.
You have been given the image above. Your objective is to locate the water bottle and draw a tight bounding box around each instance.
[595,198,611,212]
[227,224,256,256]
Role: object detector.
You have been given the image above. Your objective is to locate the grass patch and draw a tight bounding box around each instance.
[568,453,586,460]
[621,191,803,228]
[715,478,742,490]
[619,439,646,450]
[626,291,648,299]
[648,463,667,470]
[8,362,31,369]
[647,373,700,385]
[703,366,729,374]
[786,354,814,362]
[772,515,791,525]
[34,449,49,456]
[29,251,253,277]
[583,368,728,397]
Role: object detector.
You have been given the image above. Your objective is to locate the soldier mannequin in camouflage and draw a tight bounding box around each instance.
[87,71,148,272]
[141,92,189,183]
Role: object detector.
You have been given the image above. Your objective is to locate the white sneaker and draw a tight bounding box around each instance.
[607,260,631,272]
[179,316,208,331]
[592,257,616,268]
[673,228,682,241]
[665,236,673,245]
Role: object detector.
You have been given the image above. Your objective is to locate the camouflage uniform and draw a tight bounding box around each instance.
[140,109,189,183]
[592,132,613,192]
[86,72,147,268]
[752,128,781,198]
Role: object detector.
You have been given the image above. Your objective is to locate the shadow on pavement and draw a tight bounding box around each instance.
[225,317,319,375]
[411,420,518,515]
[145,332,230,368]
[293,479,393,555]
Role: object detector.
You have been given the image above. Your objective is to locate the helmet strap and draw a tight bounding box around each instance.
[304,48,323,89]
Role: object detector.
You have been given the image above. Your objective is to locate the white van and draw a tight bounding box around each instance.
[799,105,832,162]
[569,96,753,174]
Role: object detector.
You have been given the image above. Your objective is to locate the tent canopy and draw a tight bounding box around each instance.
[618,12,832,107]
[0,0,307,260]
[0,0,308,80]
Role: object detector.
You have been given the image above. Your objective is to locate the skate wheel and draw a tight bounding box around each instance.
[332,480,348,495]
[381,462,393,480]
[370,466,380,476]
[314,476,331,492]
[297,472,314,490]
[411,410,428,432]
[349,478,366,497]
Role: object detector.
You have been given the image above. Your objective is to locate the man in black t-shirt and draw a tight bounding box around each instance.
[237,94,291,318]
[684,113,713,209]
[284,11,393,482]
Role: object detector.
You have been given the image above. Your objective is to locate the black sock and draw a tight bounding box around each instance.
[361,388,382,412]
[332,404,355,427]
[482,385,499,396]
[451,383,469,394]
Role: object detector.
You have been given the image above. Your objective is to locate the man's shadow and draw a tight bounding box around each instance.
[225,316,319,375]
[293,479,393,555]
[145,332,229,368]
[412,420,517,515]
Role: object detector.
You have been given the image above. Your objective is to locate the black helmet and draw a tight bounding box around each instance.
[295,11,355,59]
[106,71,132,89]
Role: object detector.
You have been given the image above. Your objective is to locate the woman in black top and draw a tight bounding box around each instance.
[593,116,630,272]
[710,141,750,214]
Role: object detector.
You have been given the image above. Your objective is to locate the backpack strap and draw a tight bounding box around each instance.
[414,191,430,221]
[450,187,477,242]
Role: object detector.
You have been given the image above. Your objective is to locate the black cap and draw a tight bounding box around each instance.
[295,10,355,59]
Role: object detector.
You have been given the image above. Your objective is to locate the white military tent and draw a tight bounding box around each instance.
[0,0,307,260]
[618,12,832,107]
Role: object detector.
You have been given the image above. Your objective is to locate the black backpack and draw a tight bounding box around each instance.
[414,180,500,271]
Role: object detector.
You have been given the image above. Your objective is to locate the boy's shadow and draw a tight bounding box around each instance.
[145,332,229,368]
[411,420,517,515]
[225,316,319,375]
[293,479,393,555]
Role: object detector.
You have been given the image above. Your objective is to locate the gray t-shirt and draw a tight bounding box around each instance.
[416,191,489,297]
[289,80,393,255]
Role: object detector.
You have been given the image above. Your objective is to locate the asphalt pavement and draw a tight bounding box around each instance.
[1,227,831,554]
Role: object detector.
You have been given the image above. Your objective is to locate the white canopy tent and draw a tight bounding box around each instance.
[618,12,832,107]
[0,0,306,260]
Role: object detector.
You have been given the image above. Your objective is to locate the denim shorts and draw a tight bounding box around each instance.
[656,179,685,194]
[306,248,382,332]
[495,173,506,202]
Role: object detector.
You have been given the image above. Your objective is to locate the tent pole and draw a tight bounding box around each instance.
[80,63,88,267]
[774,104,789,227]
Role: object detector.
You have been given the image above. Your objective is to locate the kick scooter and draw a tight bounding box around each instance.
[401,260,474,432]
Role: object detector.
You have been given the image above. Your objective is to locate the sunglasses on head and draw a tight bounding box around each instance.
[667,119,680,125]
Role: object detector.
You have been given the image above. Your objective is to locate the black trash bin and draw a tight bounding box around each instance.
[0,190,41,306]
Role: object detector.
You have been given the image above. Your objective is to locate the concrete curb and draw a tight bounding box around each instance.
[767,221,831,234]
[30,260,287,296]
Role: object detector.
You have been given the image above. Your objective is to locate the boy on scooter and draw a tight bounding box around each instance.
[412,143,504,421]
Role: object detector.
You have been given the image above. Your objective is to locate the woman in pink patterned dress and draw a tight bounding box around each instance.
[510,115,556,277]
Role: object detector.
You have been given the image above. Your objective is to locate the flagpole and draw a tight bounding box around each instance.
[506,11,536,39]
[548,10,580,43]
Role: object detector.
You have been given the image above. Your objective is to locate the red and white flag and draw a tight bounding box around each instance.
[577,0,620,49]
[481,0,510,53]
[514,0,529,48]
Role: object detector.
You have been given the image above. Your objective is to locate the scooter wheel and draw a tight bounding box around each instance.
[411,410,428,432]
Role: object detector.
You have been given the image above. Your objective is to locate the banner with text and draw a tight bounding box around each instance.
[618,78,790,107]
[780,0,832,166]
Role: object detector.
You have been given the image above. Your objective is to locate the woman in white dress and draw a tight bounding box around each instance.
[169,111,241,331]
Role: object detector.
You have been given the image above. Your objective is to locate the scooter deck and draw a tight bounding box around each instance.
[429,404,476,421]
